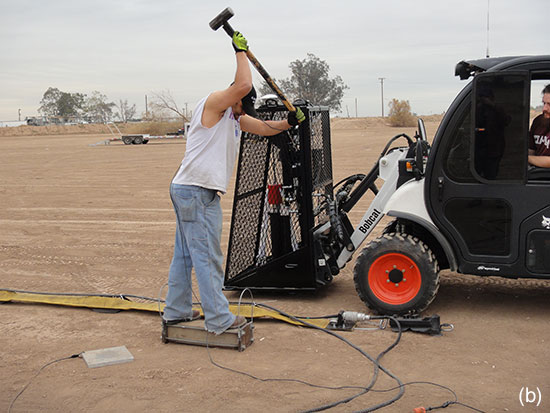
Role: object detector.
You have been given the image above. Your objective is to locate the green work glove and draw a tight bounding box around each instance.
[288,107,306,126]
[232,31,248,53]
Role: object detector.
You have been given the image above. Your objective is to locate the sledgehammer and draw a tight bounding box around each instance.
[209,7,297,113]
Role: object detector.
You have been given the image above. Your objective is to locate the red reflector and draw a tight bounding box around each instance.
[267,184,283,205]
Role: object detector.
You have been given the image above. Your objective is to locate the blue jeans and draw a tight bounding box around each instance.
[164,184,235,334]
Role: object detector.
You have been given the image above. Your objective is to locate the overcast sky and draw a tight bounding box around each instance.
[0,0,547,121]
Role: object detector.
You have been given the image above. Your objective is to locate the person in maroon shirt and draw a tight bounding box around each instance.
[528,84,550,168]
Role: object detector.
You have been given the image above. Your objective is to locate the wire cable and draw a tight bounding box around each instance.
[204,299,405,412]
[303,315,404,413]
[206,345,366,391]
[363,381,485,412]
[237,288,254,323]
[204,300,373,393]
[8,353,81,413]
[5,288,482,411]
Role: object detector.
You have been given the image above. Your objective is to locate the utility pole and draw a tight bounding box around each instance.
[355,98,358,117]
[378,78,386,117]
[485,0,489,58]
[18,109,21,121]
[145,95,148,118]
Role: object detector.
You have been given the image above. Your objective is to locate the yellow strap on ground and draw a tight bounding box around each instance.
[0,290,160,311]
[0,290,329,329]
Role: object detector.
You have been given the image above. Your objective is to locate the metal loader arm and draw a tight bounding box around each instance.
[336,148,409,268]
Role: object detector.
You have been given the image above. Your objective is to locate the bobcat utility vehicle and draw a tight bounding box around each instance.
[224,55,550,316]
[327,55,550,314]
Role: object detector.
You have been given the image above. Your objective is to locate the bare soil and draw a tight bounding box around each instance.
[1,118,548,412]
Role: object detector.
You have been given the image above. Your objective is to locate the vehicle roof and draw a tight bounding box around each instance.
[455,55,550,80]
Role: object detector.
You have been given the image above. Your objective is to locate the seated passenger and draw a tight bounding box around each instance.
[528,84,550,168]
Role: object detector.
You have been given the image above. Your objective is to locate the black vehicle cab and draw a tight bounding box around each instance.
[426,55,550,279]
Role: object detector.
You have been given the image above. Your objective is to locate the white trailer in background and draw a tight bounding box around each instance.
[90,122,190,146]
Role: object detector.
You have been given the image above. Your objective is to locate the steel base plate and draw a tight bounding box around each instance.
[161,319,254,352]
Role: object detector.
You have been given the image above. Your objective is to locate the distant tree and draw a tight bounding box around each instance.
[38,87,62,117]
[387,98,416,127]
[276,53,348,111]
[150,90,189,122]
[115,99,137,123]
[39,87,86,121]
[84,91,115,123]
[258,80,277,97]
[141,107,171,122]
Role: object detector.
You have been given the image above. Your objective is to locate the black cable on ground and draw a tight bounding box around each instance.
[206,347,366,392]
[6,289,404,411]
[210,302,483,412]
[194,293,369,392]
[8,353,81,413]
[300,314,404,413]
[362,381,485,413]
[206,300,405,412]
[254,303,405,411]
[5,289,483,411]
[227,300,340,321]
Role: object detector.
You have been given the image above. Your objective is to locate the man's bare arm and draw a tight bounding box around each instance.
[240,115,292,136]
[203,35,252,128]
[528,154,550,168]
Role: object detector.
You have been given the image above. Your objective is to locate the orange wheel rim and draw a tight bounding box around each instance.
[368,253,422,305]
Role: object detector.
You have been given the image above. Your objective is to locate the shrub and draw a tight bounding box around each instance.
[388,99,416,127]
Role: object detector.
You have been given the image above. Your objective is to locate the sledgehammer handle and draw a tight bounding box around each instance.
[213,18,296,112]
[244,49,296,112]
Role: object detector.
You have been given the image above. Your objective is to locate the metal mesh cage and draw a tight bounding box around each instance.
[225,105,333,289]
[309,109,333,227]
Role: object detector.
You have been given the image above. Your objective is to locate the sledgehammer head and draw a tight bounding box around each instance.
[209,7,234,32]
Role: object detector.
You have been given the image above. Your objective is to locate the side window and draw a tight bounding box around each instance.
[527,77,550,181]
[472,73,529,182]
[443,101,476,183]
[530,79,549,111]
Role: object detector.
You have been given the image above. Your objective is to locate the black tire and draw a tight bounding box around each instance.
[382,219,398,234]
[133,136,143,145]
[353,232,439,315]
[122,136,133,145]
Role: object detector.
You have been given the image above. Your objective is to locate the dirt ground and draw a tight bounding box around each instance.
[1,118,549,412]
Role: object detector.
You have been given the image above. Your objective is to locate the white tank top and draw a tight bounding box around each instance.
[172,95,241,193]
